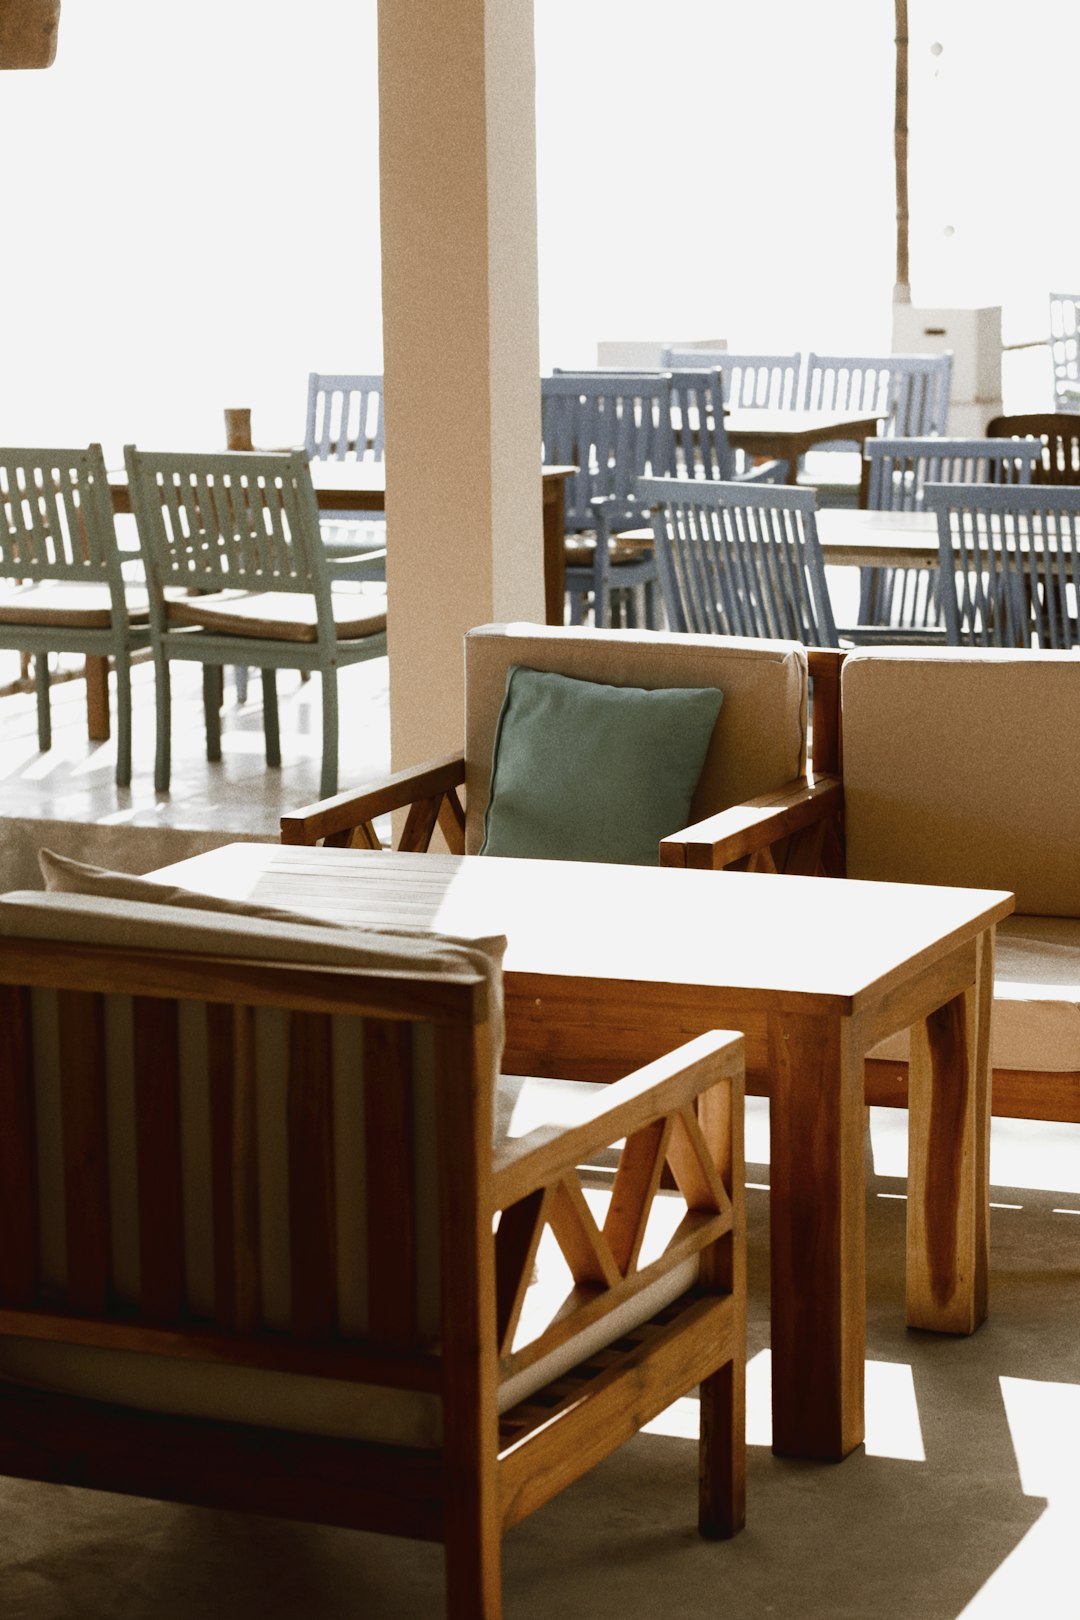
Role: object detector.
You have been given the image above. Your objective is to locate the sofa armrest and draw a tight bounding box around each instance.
[280,751,467,852]
[659,773,843,873]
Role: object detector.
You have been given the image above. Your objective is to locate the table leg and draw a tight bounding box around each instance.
[767,1010,865,1460]
[905,929,993,1335]
[541,474,567,626]
[86,656,110,741]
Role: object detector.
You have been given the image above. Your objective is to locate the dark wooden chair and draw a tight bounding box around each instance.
[987,413,1080,485]
[0,888,745,1618]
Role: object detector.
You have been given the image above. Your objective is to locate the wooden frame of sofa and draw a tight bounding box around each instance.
[0,925,745,1619]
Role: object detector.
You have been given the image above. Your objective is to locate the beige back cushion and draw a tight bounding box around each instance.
[463,623,808,853]
[842,650,1080,916]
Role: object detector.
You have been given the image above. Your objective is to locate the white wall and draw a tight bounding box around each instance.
[1,0,1077,450]
[0,0,381,457]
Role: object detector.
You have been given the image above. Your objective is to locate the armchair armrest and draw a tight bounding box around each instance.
[659,773,843,873]
[490,1031,744,1374]
[492,1030,742,1209]
[280,750,466,852]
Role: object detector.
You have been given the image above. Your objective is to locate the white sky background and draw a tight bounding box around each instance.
[0,0,1078,455]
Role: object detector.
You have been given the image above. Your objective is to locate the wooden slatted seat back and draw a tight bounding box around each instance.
[0,892,501,1445]
[305,373,385,463]
[0,444,125,593]
[462,623,808,852]
[125,447,332,604]
[540,373,677,532]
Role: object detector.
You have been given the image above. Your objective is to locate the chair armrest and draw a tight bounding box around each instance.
[659,774,843,871]
[491,1030,743,1211]
[735,457,789,484]
[280,751,466,851]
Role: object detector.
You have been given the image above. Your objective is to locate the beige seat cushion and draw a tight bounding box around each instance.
[165,588,386,643]
[463,623,807,853]
[870,914,1080,1073]
[0,582,149,627]
[842,649,1080,917]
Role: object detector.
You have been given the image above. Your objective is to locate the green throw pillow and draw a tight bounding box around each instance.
[479,666,724,866]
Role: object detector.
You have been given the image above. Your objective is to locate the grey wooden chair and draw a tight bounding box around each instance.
[304,371,387,580]
[858,436,1041,638]
[0,443,150,786]
[1048,293,1080,413]
[799,351,954,507]
[667,368,788,484]
[643,475,840,647]
[925,481,1080,649]
[125,446,387,798]
[541,373,675,627]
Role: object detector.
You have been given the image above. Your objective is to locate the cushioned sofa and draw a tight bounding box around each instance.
[665,647,1080,1123]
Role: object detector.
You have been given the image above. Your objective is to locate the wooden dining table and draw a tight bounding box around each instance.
[151,840,1012,1464]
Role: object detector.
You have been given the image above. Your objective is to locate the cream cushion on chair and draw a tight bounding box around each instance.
[463,624,808,854]
[842,650,1080,1074]
[0,884,695,1445]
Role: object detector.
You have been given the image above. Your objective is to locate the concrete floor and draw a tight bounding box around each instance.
[0,642,1078,1618]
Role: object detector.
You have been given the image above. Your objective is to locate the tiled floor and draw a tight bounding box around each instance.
[0,641,391,840]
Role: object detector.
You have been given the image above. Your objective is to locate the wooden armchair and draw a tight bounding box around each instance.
[0,889,745,1617]
[281,621,843,877]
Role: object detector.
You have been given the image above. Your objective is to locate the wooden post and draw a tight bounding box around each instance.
[893,0,911,305]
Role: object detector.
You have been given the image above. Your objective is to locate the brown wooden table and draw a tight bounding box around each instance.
[151,841,1012,1463]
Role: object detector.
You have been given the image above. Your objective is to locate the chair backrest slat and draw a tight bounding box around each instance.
[57,988,112,1315]
[363,1019,421,1348]
[641,475,838,648]
[287,1009,339,1341]
[133,995,186,1324]
[206,1002,261,1333]
[0,984,38,1307]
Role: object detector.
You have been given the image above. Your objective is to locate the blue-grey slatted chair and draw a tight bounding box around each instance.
[1049,293,1080,414]
[0,444,150,785]
[125,446,387,798]
[541,373,676,627]
[304,371,387,581]
[859,437,1042,638]
[802,352,953,447]
[660,349,802,410]
[641,475,840,648]
[666,369,787,485]
[925,481,1080,648]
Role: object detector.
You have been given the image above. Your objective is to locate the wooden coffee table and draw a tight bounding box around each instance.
[151,843,1012,1462]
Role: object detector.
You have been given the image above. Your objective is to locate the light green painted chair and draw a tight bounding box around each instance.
[0,444,150,786]
[124,446,387,798]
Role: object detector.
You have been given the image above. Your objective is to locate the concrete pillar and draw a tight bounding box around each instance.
[378,0,543,771]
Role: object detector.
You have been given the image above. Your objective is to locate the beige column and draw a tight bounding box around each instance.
[378,0,543,771]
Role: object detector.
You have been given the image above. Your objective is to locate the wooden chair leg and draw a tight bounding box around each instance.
[699,1358,745,1538]
[154,654,172,792]
[443,1507,503,1620]
[203,666,223,763]
[263,669,281,768]
[114,649,133,789]
[85,655,111,741]
[319,666,338,799]
[34,654,51,751]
